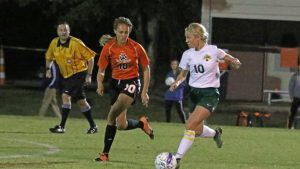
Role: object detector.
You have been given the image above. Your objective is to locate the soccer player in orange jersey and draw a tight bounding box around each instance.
[95,17,154,162]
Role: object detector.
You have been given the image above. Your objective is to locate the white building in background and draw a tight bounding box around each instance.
[201,0,300,101]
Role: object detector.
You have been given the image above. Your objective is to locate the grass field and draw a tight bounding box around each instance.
[1,115,300,169]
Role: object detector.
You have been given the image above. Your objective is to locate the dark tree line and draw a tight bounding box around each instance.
[0,0,202,93]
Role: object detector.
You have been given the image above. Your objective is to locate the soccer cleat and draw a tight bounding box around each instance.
[49,125,65,133]
[214,127,223,148]
[288,122,295,130]
[87,126,98,134]
[95,153,109,162]
[175,158,181,169]
[139,116,154,139]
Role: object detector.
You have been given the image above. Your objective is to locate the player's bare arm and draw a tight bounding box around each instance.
[224,54,242,69]
[45,59,52,78]
[96,68,105,96]
[170,70,188,91]
[141,65,150,107]
[85,58,94,85]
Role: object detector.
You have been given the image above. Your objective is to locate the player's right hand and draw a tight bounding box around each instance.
[46,69,52,78]
[169,82,178,92]
[96,83,104,96]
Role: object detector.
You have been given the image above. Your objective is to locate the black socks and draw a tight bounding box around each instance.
[103,125,117,153]
[82,109,96,127]
[60,108,70,128]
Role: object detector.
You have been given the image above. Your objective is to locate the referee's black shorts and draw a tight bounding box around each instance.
[61,71,87,102]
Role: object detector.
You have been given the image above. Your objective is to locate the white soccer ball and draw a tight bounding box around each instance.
[154,152,177,169]
[165,77,175,86]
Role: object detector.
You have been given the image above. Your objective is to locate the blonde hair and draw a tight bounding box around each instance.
[98,34,113,47]
[185,23,209,43]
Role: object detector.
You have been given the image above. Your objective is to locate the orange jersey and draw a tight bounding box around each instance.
[98,38,150,80]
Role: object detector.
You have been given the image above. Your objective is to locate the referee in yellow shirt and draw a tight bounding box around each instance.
[46,21,97,134]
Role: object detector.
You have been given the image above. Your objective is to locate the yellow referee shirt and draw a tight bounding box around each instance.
[46,36,96,78]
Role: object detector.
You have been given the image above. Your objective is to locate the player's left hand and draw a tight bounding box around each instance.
[141,92,149,107]
[232,58,242,69]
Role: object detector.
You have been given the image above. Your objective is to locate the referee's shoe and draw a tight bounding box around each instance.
[49,125,65,133]
[87,126,98,134]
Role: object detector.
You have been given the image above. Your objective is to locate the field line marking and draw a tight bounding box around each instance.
[0,138,60,159]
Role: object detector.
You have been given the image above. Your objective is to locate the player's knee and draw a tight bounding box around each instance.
[62,95,71,104]
[80,105,91,112]
[116,123,127,130]
[62,93,70,98]
[186,120,199,130]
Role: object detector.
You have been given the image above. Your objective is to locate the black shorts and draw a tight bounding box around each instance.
[61,71,87,102]
[110,77,141,105]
